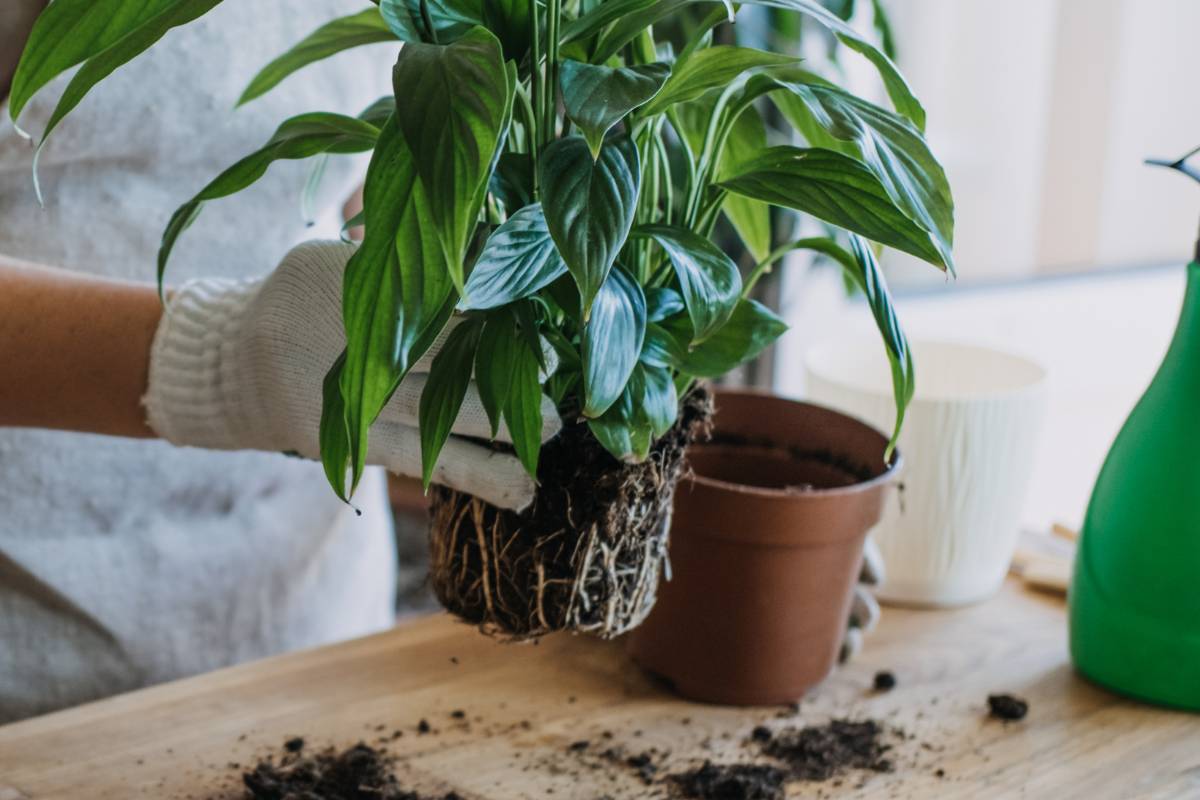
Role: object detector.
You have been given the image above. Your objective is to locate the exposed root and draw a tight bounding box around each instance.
[428,386,713,639]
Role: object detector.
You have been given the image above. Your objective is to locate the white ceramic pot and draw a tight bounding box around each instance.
[805,339,1047,607]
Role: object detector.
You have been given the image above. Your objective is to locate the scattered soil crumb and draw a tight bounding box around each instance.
[239,740,455,800]
[671,761,787,800]
[987,694,1029,721]
[450,710,466,720]
[761,719,894,781]
[750,726,773,743]
[283,737,305,753]
[873,670,897,691]
[417,719,432,734]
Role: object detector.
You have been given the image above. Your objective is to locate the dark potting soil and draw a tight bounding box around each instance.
[428,386,713,637]
[241,740,427,800]
[671,761,788,800]
[703,432,880,487]
[987,693,1029,721]
[760,718,894,782]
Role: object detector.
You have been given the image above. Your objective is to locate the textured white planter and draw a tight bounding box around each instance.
[805,339,1047,607]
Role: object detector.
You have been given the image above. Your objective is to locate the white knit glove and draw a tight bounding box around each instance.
[144,240,561,511]
[840,537,885,663]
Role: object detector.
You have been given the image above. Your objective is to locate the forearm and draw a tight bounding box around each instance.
[0,256,163,438]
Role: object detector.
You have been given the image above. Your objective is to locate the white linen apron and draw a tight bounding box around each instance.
[0,0,399,723]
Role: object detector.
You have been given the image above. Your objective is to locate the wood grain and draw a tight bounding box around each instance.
[1,581,1197,799]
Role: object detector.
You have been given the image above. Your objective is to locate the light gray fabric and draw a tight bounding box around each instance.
[0,1,401,723]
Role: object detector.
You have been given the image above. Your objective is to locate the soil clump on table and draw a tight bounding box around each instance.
[987,693,1029,721]
[238,739,458,800]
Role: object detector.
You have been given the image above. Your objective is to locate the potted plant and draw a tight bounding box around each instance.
[12,0,951,642]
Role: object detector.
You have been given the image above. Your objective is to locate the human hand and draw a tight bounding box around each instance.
[144,240,561,510]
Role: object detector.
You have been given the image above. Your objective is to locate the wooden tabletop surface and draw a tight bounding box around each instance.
[1,580,1197,800]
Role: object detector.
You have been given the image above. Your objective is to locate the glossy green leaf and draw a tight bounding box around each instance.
[565,0,923,129]
[582,265,647,418]
[489,152,534,212]
[474,310,518,438]
[742,0,924,129]
[391,27,515,293]
[539,135,641,318]
[560,59,671,158]
[336,116,457,494]
[8,0,197,123]
[641,321,688,368]
[483,0,531,61]
[460,204,567,310]
[640,363,678,437]
[505,324,546,478]
[378,0,424,40]
[381,0,483,42]
[774,235,912,452]
[645,287,685,322]
[665,298,787,378]
[22,0,224,153]
[238,10,397,106]
[635,224,741,343]
[718,146,948,268]
[641,46,797,115]
[318,351,353,502]
[419,317,485,487]
[771,79,954,272]
[158,112,381,289]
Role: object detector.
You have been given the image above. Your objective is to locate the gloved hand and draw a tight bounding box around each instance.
[143,240,561,511]
[840,536,885,663]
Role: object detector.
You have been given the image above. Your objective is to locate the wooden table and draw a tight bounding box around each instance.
[1,581,1197,799]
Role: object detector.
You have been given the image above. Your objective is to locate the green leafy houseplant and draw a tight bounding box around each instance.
[12,0,953,638]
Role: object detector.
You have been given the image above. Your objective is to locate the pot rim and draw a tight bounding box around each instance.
[689,389,903,499]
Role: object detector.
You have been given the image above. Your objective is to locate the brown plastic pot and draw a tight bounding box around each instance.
[628,389,901,705]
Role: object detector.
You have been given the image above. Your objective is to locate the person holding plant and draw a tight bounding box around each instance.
[0,0,557,724]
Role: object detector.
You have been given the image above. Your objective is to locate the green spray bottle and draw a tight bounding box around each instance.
[1069,147,1200,710]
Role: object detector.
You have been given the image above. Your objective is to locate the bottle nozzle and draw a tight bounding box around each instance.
[1145,146,1200,261]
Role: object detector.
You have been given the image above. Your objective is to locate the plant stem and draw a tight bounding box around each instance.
[530,0,544,155]
[545,0,562,144]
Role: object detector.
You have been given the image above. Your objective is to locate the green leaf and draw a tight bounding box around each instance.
[560,59,671,158]
[640,363,678,437]
[318,351,353,502]
[641,46,798,115]
[419,317,485,487]
[645,287,685,322]
[391,26,515,294]
[742,0,925,129]
[539,135,641,318]
[381,0,483,42]
[771,79,954,272]
[666,298,787,378]
[775,235,912,453]
[489,152,534,212]
[336,116,457,494]
[22,0,224,151]
[238,10,397,106]
[8,0,192,123]
[718,146,948,269]
[635,225,741,344]
[564,0,924,129]
[582,265,647,418]
[460,204,567,310]
[475,310,519,437]
[378,0,424,40]
[158,112,381,289]
[718,107,772,262]
[641,321,688,368]
[505,325,546,478]
[483,0,531,61]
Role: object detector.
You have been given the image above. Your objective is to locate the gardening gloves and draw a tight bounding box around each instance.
[840,537,885,663]
[144,240,561,511]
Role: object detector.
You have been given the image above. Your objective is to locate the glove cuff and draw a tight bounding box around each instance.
[144,277,262,450]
